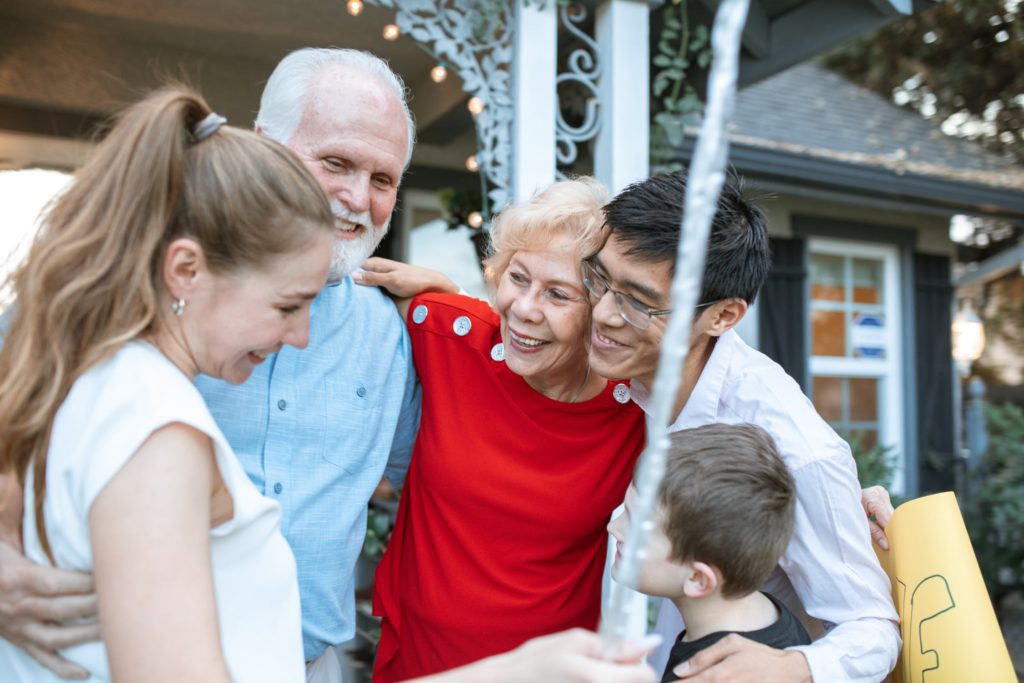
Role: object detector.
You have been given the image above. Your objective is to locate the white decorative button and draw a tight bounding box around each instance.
[412,304,428,324]
[453,316,472,336]
[613,384,631,404]
[490,343,505,362]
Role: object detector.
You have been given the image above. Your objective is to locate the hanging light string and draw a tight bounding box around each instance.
[600,0,752,651]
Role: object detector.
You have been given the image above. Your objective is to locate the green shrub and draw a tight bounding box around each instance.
[362,505,394,561]
[841,430,899,492]
[966,402,1024,604]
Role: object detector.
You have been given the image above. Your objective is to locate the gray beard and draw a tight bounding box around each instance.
[327,232,377,283]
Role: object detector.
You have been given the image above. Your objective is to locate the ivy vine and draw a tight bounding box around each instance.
[651,0,710,174]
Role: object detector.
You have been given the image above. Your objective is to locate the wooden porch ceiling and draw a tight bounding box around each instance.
[0,0,931,171]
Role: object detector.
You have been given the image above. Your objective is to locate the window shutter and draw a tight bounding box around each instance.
[914,253,957,493]
[758,237,807,390]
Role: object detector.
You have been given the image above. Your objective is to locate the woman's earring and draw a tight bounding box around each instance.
[171,297,186,316]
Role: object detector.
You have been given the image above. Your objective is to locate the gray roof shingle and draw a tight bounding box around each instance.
[726,61,1024,190]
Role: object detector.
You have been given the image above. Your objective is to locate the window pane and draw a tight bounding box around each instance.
[852,258,883,304]
[850,312,887,360]
[810,254,844,301]
[811,309,845,356]
[848,377,879,422]
[813,376,843,422]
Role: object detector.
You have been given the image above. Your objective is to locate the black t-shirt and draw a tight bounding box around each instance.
[661,592,811,682]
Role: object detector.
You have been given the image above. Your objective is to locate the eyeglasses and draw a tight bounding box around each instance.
[582,259,722,330]
[581,259,674,330]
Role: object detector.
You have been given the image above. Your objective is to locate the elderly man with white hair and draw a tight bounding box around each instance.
[0,48,421,682]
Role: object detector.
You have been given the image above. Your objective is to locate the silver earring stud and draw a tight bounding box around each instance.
[171,297,186,316]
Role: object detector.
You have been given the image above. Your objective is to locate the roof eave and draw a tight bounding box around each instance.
[672,141,1024,221]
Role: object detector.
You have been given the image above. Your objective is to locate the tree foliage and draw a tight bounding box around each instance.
[966,402,1024,602]
[823,0,1024,164]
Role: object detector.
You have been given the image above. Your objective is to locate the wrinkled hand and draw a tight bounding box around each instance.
[861,485,895,551]
[0,541,99,680]
[499,629,658,683]
[670,633,810,683]
[352,257,459,299]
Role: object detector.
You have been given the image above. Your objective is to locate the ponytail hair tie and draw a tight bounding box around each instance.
[193,112,227,143]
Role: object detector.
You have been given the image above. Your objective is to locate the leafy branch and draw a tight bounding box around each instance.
[651,0,710,174]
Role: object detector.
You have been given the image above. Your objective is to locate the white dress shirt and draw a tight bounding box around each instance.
[632,329,900,683]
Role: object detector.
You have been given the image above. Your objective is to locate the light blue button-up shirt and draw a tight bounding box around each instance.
[195,277,420,661]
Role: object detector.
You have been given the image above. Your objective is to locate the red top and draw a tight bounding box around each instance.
[373,294,645,681]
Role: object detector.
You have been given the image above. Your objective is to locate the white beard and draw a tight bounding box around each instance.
[328,200,388,282]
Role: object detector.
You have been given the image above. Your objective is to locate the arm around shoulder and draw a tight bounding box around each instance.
[353,257,460,320]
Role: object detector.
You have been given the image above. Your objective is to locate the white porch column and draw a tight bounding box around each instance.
[512,0,557,202]
[594,0,651,193]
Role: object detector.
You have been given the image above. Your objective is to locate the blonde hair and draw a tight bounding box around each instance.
[483,177,610,292]
[0,86,333,563]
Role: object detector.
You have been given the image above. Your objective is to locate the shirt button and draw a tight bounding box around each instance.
[453,316,472,336]
[412,304,428,324]
[277,399,287,411]
[613,384,631,404]
[490,343,505,362]
[356,386,367,398]
[273,482,283,494]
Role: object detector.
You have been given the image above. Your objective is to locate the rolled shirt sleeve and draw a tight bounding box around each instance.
[781,449,900,682]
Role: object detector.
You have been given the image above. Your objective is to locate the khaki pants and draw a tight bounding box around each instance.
[305,645,344,683]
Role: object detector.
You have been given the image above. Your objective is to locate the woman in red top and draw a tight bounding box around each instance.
[362,178,647,681]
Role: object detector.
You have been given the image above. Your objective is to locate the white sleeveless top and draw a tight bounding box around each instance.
[0,342,304,682]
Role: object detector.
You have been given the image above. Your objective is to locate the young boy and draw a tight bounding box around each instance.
[608,423,811,682]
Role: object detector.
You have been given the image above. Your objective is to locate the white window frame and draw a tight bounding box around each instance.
[808,237,905,495]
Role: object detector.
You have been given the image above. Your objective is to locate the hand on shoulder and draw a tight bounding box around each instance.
[353,258,459,299]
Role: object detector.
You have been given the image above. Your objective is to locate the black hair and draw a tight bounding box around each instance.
[602,170,770,305]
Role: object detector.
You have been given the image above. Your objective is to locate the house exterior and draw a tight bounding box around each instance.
[3,0,1007,499]
[675,61,1024,497]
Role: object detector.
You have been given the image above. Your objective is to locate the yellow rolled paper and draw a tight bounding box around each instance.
[875,491,1016,682]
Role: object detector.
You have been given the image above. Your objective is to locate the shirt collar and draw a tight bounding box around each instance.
[310,275,347,319]
[630,329,739,430]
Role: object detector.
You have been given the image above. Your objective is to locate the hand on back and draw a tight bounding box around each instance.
[0,539,98,680]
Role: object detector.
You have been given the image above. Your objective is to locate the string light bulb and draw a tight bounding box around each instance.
[383,23,400,41]
[465,155,479,172]
[467,97,485,115]
[347,0,363,16]
[467,211,484,229]
[430,64,448,83]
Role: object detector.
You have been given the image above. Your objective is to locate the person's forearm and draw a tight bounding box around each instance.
[790,617,900,682]
[404,651,514,683]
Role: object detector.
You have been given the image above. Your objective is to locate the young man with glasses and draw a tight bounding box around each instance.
[587,172,900,683]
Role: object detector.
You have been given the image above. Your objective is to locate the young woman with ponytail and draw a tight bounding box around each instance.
[0,86,334,682]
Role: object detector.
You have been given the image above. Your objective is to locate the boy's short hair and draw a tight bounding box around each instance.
[657,423,795,598]
[601,171,770,305]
